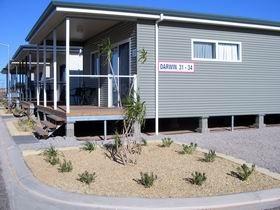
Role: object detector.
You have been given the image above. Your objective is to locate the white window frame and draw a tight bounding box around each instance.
[191,38,242,62]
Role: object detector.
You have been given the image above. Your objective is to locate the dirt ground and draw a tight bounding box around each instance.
[6,120,33,136]
[24,143,280,198]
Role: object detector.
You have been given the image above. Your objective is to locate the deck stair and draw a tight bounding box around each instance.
[34,105,66,139]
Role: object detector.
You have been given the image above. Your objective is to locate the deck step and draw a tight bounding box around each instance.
[47,115,65,123]
[34,126,48,137]
[41,120,57,129]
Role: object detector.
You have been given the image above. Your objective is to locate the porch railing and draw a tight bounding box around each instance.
[68,74,137,110]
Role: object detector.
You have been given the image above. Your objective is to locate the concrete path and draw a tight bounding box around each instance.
[0,162,10,210]
[1,116,280,209]
[145,127,280,173]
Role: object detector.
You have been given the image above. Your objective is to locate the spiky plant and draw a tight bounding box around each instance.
[161,137,173,147]
[41,146,60,166]
[204,150,216,162]
[58,159,73,173]
[81,142,97,153]
[139,172,158,188]
[77,171,97,185]
[191,172,207,186]
[138,48,148,64]
[236,164,255,181]
[182,143,197,154]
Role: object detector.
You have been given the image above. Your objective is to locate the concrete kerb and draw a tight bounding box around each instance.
[3,131,280,209]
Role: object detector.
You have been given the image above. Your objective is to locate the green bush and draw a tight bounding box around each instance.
[17,118,35,131]
[182,143,197,154]
[41,146,60,166]
[236,164,255,181]
[58,159,73,173]
[77,171,97,185]
[191,172,207,186]
[161,137,173,147]
[81,142,97,153]
[139,172,158,188]
[204,150,216,162]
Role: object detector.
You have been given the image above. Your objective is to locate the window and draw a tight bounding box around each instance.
[90,52,99,75]
[192,39,241,62]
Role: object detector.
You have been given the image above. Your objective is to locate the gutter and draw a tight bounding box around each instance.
[155,13,164,136]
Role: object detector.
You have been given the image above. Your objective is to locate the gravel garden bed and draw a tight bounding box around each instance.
[23,142,280,198]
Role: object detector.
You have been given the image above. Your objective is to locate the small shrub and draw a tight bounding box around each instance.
[236,164,255,181]
[139,172,158,188]
[182,143,197,154]
[17,118,35,131]
[141,138,148,146]
[41,146,60,166]
[113,131,122,148]
[58,159,73,173]
[81,141,96,153]
[191,172,207,186]
[204,150,216,162]
[161,137,173,147]
[77,171,97,185]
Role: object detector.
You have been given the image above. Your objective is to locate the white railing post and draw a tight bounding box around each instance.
[36,45,40,106]
[66,18,70,113]
[53,29,57,110]
[43,40,47,107]
[108,74,112,107]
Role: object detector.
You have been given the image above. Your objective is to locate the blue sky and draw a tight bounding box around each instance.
[0,0,280,87]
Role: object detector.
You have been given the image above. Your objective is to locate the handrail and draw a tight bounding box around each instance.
[69,74,135,78]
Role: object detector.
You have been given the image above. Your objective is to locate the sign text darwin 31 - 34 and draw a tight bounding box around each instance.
[159,62,194,73]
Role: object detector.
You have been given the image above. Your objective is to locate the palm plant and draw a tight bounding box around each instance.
[99,38,122,107]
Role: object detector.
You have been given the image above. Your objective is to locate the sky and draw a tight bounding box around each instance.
[0,0,280,87]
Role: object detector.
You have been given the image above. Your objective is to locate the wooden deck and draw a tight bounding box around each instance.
[36,105,124,123]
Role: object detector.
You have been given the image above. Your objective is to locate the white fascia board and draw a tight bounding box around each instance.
[164,15,280,31]
[56,7,161,19]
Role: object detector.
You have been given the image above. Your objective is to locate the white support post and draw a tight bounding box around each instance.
[108,74,112,107]
[104,120,107,141]
[15,65,18,93]
[28,54,32,101]
[53,30,57,110]
[43,40,47,107]
[66,18,70,113]
[133,74,137,100]
[25,59,28,101]
[36,45,40,106]
[231,116,234,131]
[97,57,101,107]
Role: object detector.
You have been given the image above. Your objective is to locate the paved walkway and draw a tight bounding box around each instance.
[145,127,280,173]
[0,162,10,210]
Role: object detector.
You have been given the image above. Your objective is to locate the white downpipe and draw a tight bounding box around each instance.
[97,58,101,107]
[43,40,47,107]
[36,45,40,106]
[66,18,70,113]
[155,14,164,136]
[25,59,28,101]
[53,30,57,110]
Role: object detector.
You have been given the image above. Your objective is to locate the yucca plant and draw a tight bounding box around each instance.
[204,150,216,162]
[182,142,197,154]
[161,137,173,147]
[81,141,97,153]
[236,164,255,181]
[138,48,148,64]
[58,159,73,173]
[77,171,97,185]
[138,172,158,188]
[191,171,207,186]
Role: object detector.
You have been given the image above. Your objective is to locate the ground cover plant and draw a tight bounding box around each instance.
[236,164,255,181]
[41,146,60,166]
[191,172,207,186]
[182,142,197,154]
[81,141,97,153]
[203,150,216,162]
[161,137,173,147]
[58,159,73,173]
[77,171,97,185]
[138,172,158,188]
